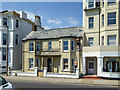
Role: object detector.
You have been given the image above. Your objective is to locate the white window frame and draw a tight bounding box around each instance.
[48,41,52,50]
[36,43,40,52]
[63,41,68,52]
[107,35,116,45]
[3,18,7,26]
[102,14,104,27]
[3,33,7,45]
[89,37,94,46]
[107,12,116,25]
[71,41,74,52]
[29,58,34,69]
[29,42,34,52]
[36,58,39,67]
[63,58,69,71]
[89,17,94,29]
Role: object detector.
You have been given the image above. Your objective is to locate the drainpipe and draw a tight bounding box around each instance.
[98,1,101,46]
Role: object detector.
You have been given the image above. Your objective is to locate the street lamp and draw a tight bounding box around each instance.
[4,25,9,76]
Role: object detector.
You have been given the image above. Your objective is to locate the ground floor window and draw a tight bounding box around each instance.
[63,58,68,70]
[103,58,120,72]
[71,59,74,71]
[36,58,39,67]
[29,58,34,69]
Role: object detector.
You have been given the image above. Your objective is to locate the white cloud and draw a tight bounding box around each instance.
[43,25,52,29]
[47,19,62,25]
[25,11,35,22]
[66,17,79,26]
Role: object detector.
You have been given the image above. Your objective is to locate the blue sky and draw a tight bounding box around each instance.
[2,2,83,29]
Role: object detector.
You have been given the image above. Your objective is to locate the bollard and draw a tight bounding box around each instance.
[76,68,79,78]
[43,67,47,77]
[34,67,38,77]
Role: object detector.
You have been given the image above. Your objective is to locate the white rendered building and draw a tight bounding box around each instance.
[0,10,43,72]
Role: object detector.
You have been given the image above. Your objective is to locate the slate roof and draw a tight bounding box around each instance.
[22,27,83,41]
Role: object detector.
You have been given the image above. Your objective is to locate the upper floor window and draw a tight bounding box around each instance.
[108,0,116,5]
[102,14,104,26]
[102,0,104,7]
[3,34,7,45]
[3,18,7,26]
[102,36,104,45]
[63,41,68,52]
[107,35,116,45]
[29,58,34,69]
[88,0,94,8]
[2,48,6,61]
[89,37,94,46]
[48,42,52,50]
[71,41,74,51]
[108,12,116,25]
[16,19,19,28]
[63,58,68,70]
[36,43,40,51]
[29,42,34,52]
[15,35,18,45]
[89,17,94,28]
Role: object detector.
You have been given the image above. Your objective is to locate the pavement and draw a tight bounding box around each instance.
[1,74,120,87]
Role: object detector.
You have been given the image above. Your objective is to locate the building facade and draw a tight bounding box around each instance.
[82,0,120,78]
[22,27,83,74]
[0,10,43,72]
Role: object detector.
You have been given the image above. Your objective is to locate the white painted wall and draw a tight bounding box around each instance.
[83,52,120,78]
[0,11,42,71]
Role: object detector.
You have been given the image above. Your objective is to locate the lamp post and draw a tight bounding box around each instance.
[5,25,9,76]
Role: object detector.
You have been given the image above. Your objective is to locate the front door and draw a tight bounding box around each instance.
[47,58,52,72]
[88,61,94,75]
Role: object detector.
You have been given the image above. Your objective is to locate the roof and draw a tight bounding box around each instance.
[22,27,83,41]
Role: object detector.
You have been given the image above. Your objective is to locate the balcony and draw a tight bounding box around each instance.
[40,48,61,56]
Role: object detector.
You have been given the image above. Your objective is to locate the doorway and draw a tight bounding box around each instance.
[47,58,52,72]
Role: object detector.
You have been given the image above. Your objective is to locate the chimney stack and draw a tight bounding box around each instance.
[20,11,27,19]
[35,15,41,26]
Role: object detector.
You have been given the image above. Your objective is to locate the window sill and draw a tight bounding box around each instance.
[107,24,117,27]
[63,50,69,53]
[28,68,34,70]
[29,51,34,53]
[107,3,117,6]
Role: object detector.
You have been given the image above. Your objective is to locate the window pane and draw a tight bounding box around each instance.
[48,42,52,50]
[89,37,94,46]
[88,0,94,8]
[3,34,7,45]
[102,15,104,26]
[29,58,33,68]
[3,48,6,60]
[36,43,40,51]
[71,41,74,51]
[107,35,116,45]
[63,59,68,69]
[108,0,116,4]
[29,42,34,51]
[89,17,94,28]
[63,41,68,51]
[3,18,7,26]
[108,12,116,25]
[102,36,104,45]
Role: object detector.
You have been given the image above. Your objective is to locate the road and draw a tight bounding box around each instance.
[7,79,118,89]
